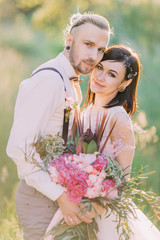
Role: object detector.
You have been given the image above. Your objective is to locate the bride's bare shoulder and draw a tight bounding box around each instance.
[107,106,132,128]
[105,106,129,119]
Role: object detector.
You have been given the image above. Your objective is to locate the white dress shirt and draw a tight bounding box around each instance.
[6,52,81,201]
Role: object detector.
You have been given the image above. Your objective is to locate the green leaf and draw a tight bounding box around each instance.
[82,142,88,153]
[59,235,75,240]
[67,144,76,153]
[87,140,98,154]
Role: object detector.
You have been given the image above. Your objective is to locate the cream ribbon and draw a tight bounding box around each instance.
[44,208,63,240]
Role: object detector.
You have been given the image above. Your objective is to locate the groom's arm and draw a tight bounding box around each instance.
[6,71,65,200]
[6,71,92,224]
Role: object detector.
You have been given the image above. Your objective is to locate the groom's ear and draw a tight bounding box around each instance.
[65,33,73,46]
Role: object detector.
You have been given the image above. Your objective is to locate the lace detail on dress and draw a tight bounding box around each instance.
[102,138,135,159]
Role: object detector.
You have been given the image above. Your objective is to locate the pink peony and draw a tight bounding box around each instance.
[66,162,88,180]
[102,179,118,199]
[92,155,108,172]
[67,176,88,204]
[49,156,66,169]
[57,167,70,185]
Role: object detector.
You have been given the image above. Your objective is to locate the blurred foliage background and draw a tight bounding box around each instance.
[0,0,160,238]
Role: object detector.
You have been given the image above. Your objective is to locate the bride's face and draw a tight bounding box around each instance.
[90,60,126,95]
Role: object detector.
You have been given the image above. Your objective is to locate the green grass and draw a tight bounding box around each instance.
[0,185,23,240]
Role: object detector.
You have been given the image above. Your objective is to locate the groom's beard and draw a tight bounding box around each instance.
[69,43,96,75]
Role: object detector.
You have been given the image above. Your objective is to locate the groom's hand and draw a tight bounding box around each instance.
[57,192,93,226]
[79,202,105,220]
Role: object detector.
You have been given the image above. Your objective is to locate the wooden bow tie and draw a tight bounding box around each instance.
[70,77,83,83]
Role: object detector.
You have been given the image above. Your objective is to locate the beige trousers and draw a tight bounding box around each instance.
[15,180,59,240]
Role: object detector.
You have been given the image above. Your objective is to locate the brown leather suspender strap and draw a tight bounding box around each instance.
[31,67,69,144]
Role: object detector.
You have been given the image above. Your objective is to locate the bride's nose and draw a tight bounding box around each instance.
[96,72,105,82]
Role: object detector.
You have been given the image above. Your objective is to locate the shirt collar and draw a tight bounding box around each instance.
[56,52,78,79]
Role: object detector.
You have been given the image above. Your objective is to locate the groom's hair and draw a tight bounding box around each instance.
[65,12,111,36]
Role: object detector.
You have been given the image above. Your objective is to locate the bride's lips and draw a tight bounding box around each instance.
[94,80,104,87]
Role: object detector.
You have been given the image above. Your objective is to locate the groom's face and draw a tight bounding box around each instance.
[68,23,109,75]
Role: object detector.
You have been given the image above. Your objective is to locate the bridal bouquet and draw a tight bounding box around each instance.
[48,152,121,205]
[27,113,160,240]
[25,111,160,240]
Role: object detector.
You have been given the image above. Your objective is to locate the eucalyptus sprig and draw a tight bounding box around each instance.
[25,133,66,171]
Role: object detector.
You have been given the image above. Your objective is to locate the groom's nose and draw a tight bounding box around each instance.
[89,49,98,62]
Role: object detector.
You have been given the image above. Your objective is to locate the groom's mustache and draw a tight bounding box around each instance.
[83,59,96,67]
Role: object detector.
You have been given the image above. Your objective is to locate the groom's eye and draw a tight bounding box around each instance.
[85,42,91,47]
[98,48,105,53]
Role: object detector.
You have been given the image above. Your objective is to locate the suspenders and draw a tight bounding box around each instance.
[31,67,69,144]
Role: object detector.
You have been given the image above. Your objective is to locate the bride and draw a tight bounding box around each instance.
[82,44,160,239]
[44,45,160,240]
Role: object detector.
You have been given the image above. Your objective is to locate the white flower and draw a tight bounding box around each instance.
[79,153,97,165]
[48,167,58,183]
[89,174,98,184]
[83,165,94,173]
[99,170,106,181]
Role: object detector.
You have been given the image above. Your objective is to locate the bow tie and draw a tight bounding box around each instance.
[70,77,83,83]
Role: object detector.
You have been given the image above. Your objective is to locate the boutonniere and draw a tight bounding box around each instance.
[64,93,78,123]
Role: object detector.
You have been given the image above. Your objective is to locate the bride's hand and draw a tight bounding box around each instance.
[57,192,93,226]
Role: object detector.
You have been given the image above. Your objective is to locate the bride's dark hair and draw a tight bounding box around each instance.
[83,45,142,115]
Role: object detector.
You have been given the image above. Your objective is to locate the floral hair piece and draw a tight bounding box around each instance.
[127,71,137,79]
[123,55,137,80]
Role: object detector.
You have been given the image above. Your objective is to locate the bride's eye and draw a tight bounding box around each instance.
[96,64,103,70]
[109,72,116,78]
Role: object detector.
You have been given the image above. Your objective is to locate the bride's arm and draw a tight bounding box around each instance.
[110,112,135,176]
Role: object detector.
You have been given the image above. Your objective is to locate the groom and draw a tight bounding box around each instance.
[7,12,110,240]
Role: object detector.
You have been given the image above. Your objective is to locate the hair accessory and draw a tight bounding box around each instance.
[123,55,131,68]
[66,46,70,50]
[127,72,137,79]
[123,55,138,80]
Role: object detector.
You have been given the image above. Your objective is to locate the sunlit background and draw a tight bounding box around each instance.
[0,0,160,238]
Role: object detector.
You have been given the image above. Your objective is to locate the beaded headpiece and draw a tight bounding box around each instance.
[123,55,137,79]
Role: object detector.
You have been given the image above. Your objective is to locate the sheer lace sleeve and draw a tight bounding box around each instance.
[110,111,135,175]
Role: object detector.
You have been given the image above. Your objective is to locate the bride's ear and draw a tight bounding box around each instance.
[118,79,132,92]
